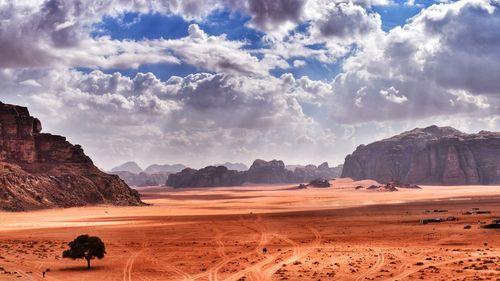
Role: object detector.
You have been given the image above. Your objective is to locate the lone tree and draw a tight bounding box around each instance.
[62,235,106,269]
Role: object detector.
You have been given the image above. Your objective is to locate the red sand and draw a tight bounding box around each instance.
[0,179,499,280]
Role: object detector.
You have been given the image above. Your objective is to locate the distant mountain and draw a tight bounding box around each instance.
[217,162,248,171]
[111,171,170,187]
[166,166,246,188]
[285,164,305,171]
[109,162,185,186]
[144,164,186,174]
[110,161,143,174]
[342,125,500,185]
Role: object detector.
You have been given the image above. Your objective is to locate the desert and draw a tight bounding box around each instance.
[1,179,499,281]
[2,0,500,280]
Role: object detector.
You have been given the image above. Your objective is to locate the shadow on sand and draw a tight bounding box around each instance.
[58,265,107,272]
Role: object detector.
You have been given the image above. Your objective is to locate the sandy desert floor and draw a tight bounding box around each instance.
[0,178,499,280]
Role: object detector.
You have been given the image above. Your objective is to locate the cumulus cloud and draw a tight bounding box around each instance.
[328,0,500,123]
[2,0,500,169]
[307,1,382,42]
[0,68,339,168]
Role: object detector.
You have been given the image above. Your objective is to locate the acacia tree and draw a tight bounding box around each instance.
[62,235,106,269]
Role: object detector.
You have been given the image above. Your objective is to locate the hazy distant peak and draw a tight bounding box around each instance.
[110,161,143,174]
[143,164,186,174]
[216,162,248,171]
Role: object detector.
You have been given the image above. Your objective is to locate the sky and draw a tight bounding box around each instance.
[0,0,499,170]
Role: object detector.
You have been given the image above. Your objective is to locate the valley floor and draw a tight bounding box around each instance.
[0,179,499,280]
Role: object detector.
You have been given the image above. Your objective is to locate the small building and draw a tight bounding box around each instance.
[463,224,472,229]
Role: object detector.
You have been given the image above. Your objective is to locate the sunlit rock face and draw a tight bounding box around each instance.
[0,102,143,211]
[342,125,500,185]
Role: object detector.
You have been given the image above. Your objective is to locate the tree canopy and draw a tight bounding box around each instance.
[62,234,106,269]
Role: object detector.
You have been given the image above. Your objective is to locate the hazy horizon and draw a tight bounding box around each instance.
[1,0,499,170]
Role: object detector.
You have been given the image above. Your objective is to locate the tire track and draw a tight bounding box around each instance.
[387,253,499,281]
[260,225,322,280]
[355,248,384,281]
[123,251,141,281]
[166,265,192,280]
[188,218,266,281]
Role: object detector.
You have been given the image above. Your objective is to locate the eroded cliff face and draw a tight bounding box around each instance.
[166,166,246,187]
[0,102,143,211]
[341,126,500,185]
[166,160,342,188]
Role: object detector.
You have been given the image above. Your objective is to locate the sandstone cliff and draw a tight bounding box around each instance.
[341,125,500,185]
[0,102,143,211]
[166,166,246,187]
[166,159,340,188]
[246,159,295,183]
[292,162,342,182]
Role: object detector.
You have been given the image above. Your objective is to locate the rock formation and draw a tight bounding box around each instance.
[292,162,342,182]
[341,125,500,185]
[166,166,246,187]
[0,102,143,211]
[246,159,295,183]
[111,171,170,187]
[166,159,341,188]
[110,162,186,186]
[216,162,248,171]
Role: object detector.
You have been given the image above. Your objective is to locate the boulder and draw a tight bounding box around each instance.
[308,179,331,188]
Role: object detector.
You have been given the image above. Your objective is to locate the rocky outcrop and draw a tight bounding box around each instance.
[111,171,170,187]
[341,125,500,185]
[0,102,143,211]
[292,162,342,182]
[166,159,341,188]
[246,159,295,184]
[166,166,246,188]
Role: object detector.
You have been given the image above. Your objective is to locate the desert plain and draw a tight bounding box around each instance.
[0,178,499,281]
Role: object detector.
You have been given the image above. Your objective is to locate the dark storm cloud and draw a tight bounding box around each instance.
[246,0,306,31]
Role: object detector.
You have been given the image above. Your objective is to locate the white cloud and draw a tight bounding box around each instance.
[379,87,408,104]
[1,0,500,169]
[0,68,341,168]
[327,0,500,123]
[307,1,382,42]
